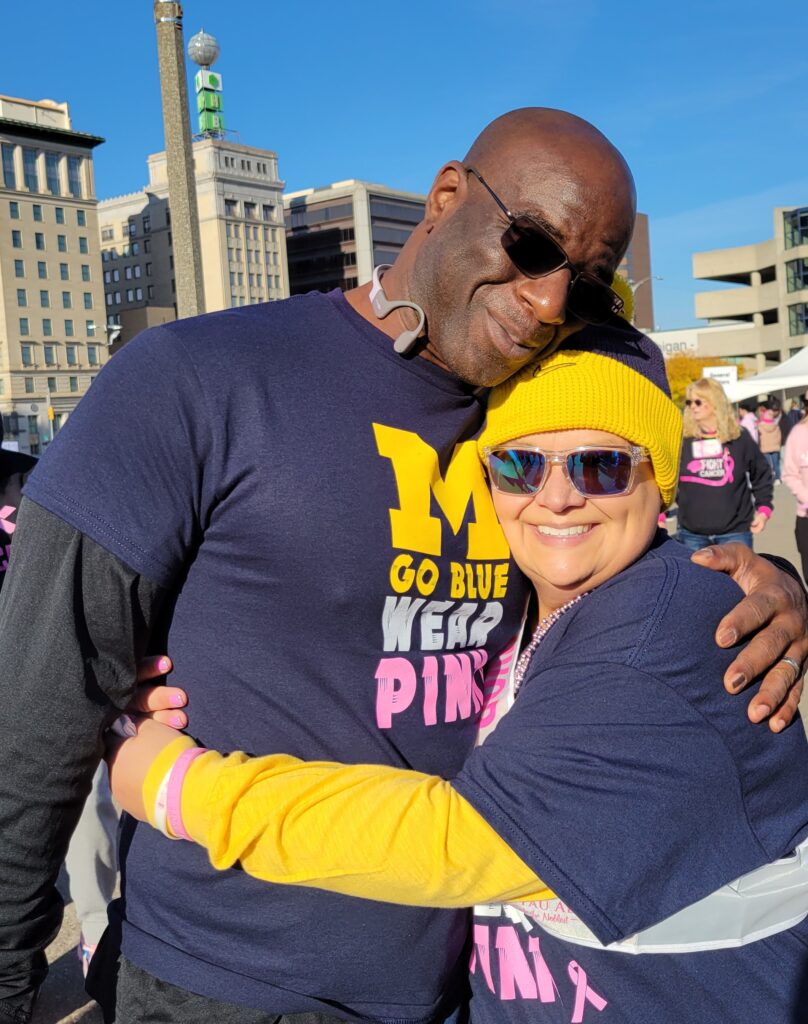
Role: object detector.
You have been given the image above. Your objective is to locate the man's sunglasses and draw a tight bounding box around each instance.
[484,445,649,498]
[685,398,705,407]
[465,166,624,326]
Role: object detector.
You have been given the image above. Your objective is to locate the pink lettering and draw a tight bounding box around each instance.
[568,961,608,1022]
[375,658,417,728]
[495,926,538,1000]
[444,654,473,722]
[527,936,558,1004]
[0,505,17,536]
[479,636,518,728]
[422,656,439,727]
[470,924,496,993]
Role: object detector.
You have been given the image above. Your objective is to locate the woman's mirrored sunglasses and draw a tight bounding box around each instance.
[485,445,650,498]
[465,166,624,326]
[685,398,704,407]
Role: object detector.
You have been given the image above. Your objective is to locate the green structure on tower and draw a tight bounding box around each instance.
[188,30,224,137]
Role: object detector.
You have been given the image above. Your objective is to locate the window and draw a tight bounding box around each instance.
[135,287,143,301]
[147,285,154,299]
[11,229,22,248]
[44,344,55,366]
[142,214,151,233]
[79,237,88,254]
[37,261,47,279]
[789,303,808,337]
[39,290,49,308]
[9,200,19,219]
[22,147,38,191]
[24,377,34,394]
[225,199,238,217]
[2,143,16,188]
[60,263,69,281]
[133,264,141,278]
[83,292,93,309]
[125,266,132,280]
[126,289,134,302]
[86,320,95,336]
[14,259,24,278]
[106,293,113,306]
[55,206,65,224]
[87,344,98,366]
[35,232,45,251]
[114,291,121,305]
[17,289,27,307]
[244,202,257,220]
[28,414,38,434]
[42,319,52,337]
[19,317,29,336]
[65,319,74,337]
[47,376,56,392]
[66,345,77,366]
[143,238,151,254]
[54,412,64,431]
[69,376,78,393]
[67,156,82,198]
[21,345,32,367]
[45,152,60,194]
[77,209,86,227]
[32,204,42,222]
[127,218,136,237]
[62,291,71,309]
[103,270,111,284]
[784,208,808,250]
[112,268,120,282]
[57,235,66,252]
[786,259,808,294]
[101,227,113,241]
[262,204,274,221]
[132,241,140,255]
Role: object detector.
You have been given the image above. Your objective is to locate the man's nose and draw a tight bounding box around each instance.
[516,268,571,326]
[534,460,586,513]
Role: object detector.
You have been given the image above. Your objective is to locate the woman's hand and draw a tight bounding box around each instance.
[107,717,187,822]
[750,512,768,535]
[691,544,807,730]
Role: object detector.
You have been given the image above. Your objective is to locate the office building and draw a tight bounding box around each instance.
[692,206,808,370]
[284,180,656,330]
[0,95,106,454]
[98,139,289,346]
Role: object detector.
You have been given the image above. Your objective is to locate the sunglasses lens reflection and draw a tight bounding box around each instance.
[567,450,633,495]
[488,449,546,494]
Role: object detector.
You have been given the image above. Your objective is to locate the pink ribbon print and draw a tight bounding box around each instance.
[680,448,735,487]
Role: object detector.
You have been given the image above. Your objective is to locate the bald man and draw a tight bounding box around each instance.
[0,108,805,1024]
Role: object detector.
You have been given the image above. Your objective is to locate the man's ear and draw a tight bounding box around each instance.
[424,161,465,230]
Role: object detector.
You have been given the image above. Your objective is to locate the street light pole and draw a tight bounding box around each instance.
[153,1,205,320]
[627,275,663,328]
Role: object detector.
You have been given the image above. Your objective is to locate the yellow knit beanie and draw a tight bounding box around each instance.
[478,320,681,508]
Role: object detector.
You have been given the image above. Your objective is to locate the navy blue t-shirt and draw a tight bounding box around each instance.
[25,291,529,1020]
[455,535,808,1022]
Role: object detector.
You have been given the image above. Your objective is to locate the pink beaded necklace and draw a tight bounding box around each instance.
[513,592,590,696]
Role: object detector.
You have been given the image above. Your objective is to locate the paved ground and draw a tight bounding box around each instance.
[33,487,808,1022]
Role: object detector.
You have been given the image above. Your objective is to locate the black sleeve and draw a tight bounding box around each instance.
[745,433,775,511]
[0,498,168,1023]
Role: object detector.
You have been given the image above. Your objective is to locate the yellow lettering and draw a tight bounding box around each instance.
[493,562,509,598]
[415,558,439,596]
[374,424,509,559]
[390,554,416,594]
[449,563,465,598]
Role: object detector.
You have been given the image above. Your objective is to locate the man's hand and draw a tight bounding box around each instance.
[691,543,807,731]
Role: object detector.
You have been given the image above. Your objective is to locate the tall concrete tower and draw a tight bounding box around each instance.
[153,1,205,318]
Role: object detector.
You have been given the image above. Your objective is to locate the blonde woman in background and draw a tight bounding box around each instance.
[677,377,773,551]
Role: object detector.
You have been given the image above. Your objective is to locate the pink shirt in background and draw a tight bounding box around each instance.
[782,420,808,517]
[739,412,758,444]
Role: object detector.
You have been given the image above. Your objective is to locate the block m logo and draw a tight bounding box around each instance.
[374,424,508,560]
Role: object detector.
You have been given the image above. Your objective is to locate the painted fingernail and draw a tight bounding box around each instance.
[727,671,746,691]
[171,715,184,728]
[158,657,172,673]
[718,629,738,647]
[170,693,184,707]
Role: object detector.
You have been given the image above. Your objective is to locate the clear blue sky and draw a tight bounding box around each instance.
[5,0,807,329]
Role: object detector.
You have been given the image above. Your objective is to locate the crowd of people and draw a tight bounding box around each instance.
[1,108,808,1024]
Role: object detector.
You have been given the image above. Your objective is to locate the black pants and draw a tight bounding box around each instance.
[88,935,350,1024]
[796,518,808,585]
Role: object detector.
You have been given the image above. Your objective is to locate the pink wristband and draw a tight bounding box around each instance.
[757,506,773,520]
[166,747,208,841]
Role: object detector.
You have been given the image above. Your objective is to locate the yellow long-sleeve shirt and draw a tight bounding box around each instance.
[145,737,553,908]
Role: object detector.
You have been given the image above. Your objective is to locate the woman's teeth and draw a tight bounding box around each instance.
[536,524,592,537]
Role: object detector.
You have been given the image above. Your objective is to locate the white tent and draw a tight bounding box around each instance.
[723,345,808,403]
